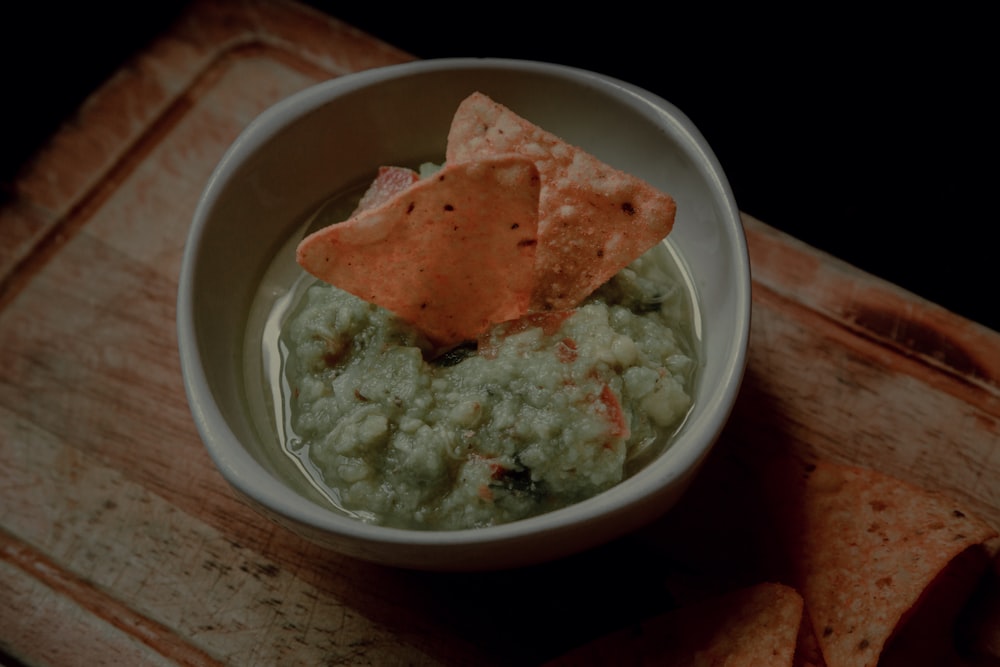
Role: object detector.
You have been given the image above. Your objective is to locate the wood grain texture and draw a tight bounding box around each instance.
[1,1,997,665]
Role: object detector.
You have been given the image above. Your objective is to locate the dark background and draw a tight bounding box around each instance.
[3,4,995,331]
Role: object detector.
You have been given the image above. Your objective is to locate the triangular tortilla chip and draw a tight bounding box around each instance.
[446,91,676,311]
[545,582,804,666]
[297,155,540,347]
[764,458,998,667]
[880,544,993,665]
[953,549,1000,662]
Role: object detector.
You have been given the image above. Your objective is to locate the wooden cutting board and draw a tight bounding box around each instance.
[2,1,997,665]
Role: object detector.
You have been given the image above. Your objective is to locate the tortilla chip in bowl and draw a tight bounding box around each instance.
[176,58,750,570]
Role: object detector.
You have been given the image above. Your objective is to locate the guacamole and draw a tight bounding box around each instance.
[279,241,696,530]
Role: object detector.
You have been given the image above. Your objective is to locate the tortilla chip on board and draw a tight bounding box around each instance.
[765,458,998,667]
[545,582,804,666]
[296,155,540,347]
[446,92,676,312]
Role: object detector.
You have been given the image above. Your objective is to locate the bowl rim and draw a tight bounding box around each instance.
[177,56,751,550]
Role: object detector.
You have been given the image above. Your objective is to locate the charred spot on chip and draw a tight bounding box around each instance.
[406,202,415,214]
[511,223,520,230]
[597,249,604,258]
[823,626,834,637]
[953,509,966,518]
[444,204,454,211]
[518,238,537,248]
[857,638,870,651]
[621,201,636,216]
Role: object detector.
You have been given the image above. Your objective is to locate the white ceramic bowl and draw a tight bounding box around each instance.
[177,58,750,571]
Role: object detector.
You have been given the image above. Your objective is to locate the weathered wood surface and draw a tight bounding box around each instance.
[1,1,997,665]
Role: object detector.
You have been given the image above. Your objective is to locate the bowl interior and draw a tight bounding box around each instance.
[179,58,749,563]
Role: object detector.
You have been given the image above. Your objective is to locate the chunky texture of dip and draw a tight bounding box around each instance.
[281,243,695,530]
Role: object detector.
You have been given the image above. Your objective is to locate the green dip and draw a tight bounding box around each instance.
[280,242,696,530]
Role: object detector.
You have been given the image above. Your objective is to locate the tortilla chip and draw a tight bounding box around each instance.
[765,458,998,667]
[446,91,677,311]
[794,612,828,667]
[545,582,804,666]
[296,155,540,347]
[353,165,420,213]
[954,550,1000,662]
[880,544,993,665]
